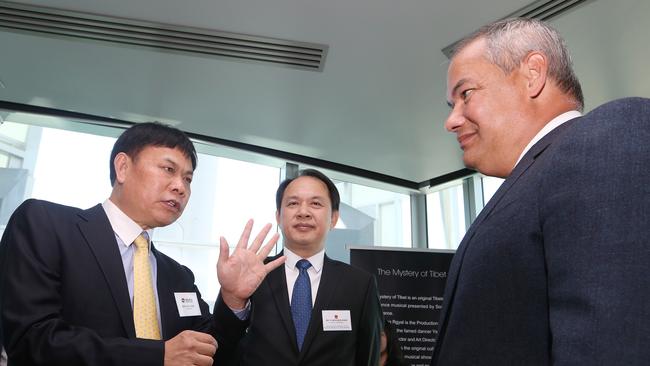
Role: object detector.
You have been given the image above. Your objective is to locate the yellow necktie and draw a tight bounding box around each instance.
[133,234,161,340]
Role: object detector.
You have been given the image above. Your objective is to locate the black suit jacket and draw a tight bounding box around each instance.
[431,98,650,365]
[218,252,382,366]
[0,199,241,365]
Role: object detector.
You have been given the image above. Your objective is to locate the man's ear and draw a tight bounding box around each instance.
[276,210,281,225]
[113,152,130,184]
[522,51,548,98]
[330,210,339,229]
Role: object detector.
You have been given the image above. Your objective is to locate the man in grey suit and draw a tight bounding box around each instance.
[432,18,650,365]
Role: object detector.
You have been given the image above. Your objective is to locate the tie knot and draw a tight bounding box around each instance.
[296,259,312,271]
[134,234,149,250]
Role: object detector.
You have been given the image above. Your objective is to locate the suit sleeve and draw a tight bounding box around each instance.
[355,274,382,366]
[0,200,162,366]
[539,99,650,365]
[211,293,248,364]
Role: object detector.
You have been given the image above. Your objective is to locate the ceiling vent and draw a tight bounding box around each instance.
[441,0,593,58]
[0,1,328,71]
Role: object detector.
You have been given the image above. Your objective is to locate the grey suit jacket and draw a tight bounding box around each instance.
[217,252,382,366]
[432,97,650,365]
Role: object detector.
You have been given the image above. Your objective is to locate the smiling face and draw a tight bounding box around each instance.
[110,145,193,229]
[276,176,339,257]
[445,38,534,178]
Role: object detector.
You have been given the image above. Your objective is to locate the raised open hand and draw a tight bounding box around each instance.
[217,219,285,309]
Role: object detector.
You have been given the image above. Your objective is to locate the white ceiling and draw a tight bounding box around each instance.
[1,0,649,185]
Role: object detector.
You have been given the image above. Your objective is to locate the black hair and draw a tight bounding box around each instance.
[109,122,197,185]
[275,168,340,212]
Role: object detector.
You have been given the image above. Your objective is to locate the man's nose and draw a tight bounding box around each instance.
[296,203,311,217]
[170,175,187,196]
[444,105,465,132]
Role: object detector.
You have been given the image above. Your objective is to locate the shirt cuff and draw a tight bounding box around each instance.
[230,299,251,320]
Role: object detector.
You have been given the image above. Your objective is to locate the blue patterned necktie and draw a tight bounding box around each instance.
[291,259,313,350]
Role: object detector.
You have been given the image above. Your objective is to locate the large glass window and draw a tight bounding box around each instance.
[426,180,466,250]
[335,181,412,247]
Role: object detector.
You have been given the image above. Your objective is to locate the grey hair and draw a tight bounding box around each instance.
[452,18,584,111]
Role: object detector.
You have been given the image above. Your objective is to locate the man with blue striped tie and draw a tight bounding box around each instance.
[216,169,383,366]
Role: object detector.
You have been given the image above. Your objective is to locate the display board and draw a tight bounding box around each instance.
[350,246,454,366]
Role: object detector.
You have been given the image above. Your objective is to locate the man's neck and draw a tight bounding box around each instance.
[284,243,325,259]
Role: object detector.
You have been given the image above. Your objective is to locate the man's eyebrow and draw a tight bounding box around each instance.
[163,156,194,175]
[451,78,468,99]
[446,78,469,109]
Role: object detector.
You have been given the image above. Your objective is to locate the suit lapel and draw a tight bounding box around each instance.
[433,119,577,358]
[77,204,135,338]
[265,256,298,351]
[152,244,178,339]
[298,255,339,360]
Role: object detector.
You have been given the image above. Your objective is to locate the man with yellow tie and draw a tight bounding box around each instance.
[0,122,283,365]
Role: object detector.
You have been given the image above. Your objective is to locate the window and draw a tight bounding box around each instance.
[426,180,466,250]
[335,181,411,247]
[481,175,504,204]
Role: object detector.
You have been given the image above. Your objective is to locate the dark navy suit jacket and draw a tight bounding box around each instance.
[431,98,650,365]
[216,252,382,366]
[0,200,241,365]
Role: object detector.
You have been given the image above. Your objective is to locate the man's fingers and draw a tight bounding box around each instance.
[193,354,215,366]
[258,233,280,259]
[218,237,230,265]
[236,219,254,249]
[165,331,218,366]
[265,255,286,274]
[181,330,217,346]
[194,338,218,357]
[249,223,272,253]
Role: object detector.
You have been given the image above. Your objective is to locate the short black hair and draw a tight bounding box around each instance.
[109,122,197,185]
[275,169,340,212]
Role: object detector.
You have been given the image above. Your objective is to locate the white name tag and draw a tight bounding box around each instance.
[322,310,352,331]
[174,292,201,317]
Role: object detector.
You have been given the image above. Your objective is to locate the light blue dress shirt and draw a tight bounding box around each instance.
[102,199,162,334]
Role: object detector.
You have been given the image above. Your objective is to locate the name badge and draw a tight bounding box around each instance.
[322,310,352,331]
[174,292,201,317]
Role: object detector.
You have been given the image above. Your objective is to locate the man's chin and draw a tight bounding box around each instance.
[151,215,181,229]
[462,156,477,170]
[284,238,324,251]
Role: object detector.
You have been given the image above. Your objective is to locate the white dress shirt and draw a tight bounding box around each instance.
[514,110,582,168]
[284,247,325,306]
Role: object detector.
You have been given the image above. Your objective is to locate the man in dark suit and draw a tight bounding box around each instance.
[215,169,382,366]
[0,122,282,365]
[431,18,650,365]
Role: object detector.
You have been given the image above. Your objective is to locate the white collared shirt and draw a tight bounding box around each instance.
[102,199,161,331]
[514,110,582,168]
[284,247,325,306]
